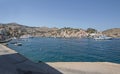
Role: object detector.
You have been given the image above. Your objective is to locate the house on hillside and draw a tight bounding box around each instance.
[0,27,7,41]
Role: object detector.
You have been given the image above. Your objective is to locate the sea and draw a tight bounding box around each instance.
[8,37,120,63]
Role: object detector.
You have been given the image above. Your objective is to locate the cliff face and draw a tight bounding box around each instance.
[102,28,120,38]
[37,28,88,38]
[0,23,88,38]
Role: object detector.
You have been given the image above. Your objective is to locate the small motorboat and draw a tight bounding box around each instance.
[14,43,22,46]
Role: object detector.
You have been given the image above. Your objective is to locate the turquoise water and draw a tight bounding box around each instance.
[8,38,120,63]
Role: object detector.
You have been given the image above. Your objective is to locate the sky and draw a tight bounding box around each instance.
[0,0,120,31]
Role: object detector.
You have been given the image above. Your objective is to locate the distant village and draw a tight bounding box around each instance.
[0,26,10,41]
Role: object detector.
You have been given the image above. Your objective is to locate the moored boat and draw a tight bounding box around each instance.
[94,35,112,40]
[0,38,12,43]
[14,43,22,46]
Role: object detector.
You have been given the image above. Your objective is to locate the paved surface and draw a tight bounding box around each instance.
[0,44,120,74]
[0,44,62,74]
[48,62,120,74]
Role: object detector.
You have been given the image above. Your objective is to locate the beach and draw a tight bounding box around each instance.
[0,44,120,74]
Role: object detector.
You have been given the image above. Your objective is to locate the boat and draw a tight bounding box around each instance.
[0,38,12,43]
[10,39,22,46]
[94,35,113,40]
[14,43,22,46]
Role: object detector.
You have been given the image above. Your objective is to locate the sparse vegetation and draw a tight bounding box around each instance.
[103,28,120,37]
[86,28,97,33]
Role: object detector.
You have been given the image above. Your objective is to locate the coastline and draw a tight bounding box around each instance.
[0,44,120,74]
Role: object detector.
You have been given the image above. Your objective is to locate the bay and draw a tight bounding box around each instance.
[8,38,120,63]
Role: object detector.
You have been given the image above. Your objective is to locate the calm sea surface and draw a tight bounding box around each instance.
[8,38,120,63]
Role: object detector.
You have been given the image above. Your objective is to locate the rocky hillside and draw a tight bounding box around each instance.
[102,28,120,38]
[37,27,88,38]
[0,23,88,38]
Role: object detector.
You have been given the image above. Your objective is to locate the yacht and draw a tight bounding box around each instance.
[94,35,113,40]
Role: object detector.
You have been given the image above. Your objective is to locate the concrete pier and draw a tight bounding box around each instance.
[0,44,62,74]
[0,44,120,74]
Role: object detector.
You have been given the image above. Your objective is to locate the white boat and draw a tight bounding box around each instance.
[94,35,112,40]
[14,43,22,46]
